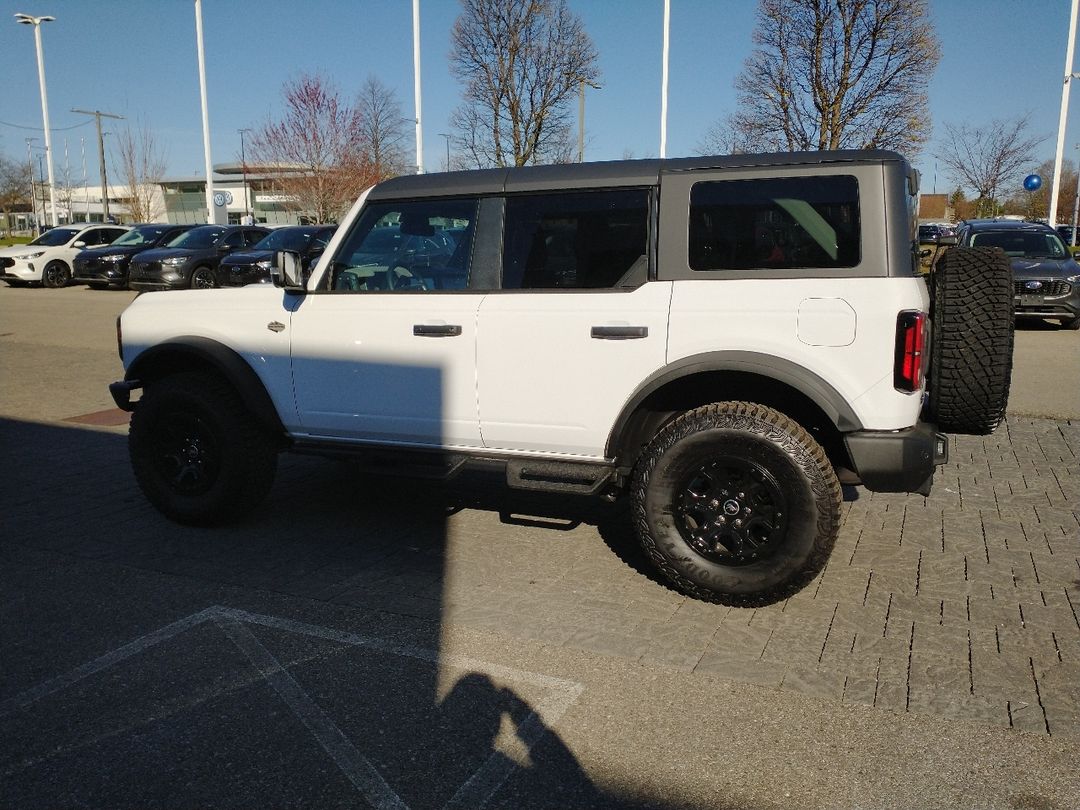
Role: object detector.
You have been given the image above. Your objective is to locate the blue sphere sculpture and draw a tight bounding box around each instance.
[1024,174,1043,191]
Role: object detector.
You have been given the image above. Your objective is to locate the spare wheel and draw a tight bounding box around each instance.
[925,246,1014,435]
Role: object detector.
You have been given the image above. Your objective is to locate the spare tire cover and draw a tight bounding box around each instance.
[925,246,1014,435]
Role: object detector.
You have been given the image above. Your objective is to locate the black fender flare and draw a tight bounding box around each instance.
[126,336,285,435]
[605,350,863,460]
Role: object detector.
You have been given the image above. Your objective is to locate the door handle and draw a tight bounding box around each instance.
[590,325,648,339]
[413,324,462,337]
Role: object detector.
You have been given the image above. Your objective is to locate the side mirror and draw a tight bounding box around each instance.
[73,240,86,248]
[272,250,305,291]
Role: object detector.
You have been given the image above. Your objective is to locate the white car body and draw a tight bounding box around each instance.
[0,224,129,286]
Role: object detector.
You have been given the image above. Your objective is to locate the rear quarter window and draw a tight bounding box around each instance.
[688,175,860,271]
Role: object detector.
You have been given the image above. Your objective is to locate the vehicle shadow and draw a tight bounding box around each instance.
[0,416,709,809]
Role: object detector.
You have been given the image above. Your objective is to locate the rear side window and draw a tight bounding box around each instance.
[689,176,860,271]
[502,189,649,289]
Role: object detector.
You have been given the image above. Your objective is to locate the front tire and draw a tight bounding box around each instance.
[190,266,216,289]
[129,372,278,524]
[631,402,841,606]
[42,261,70,288]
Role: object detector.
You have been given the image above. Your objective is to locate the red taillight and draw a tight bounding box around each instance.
[894,310,926,392]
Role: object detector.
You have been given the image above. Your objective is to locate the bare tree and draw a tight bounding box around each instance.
[723,0,939,157]
[249,73,375,223]
[937,117,1047,218]
[357,76,409,181]
[449,0,600,168]
[0,153,31,227]
[112,120,168,222]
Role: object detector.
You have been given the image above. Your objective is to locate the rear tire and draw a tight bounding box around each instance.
[926,246,1014,434]
[129,372,278,524]
[631,402,841,606]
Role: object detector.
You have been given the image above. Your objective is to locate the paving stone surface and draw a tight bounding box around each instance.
[3,414,1078,739]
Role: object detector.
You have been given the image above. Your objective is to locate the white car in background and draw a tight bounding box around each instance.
[0,223,130,288]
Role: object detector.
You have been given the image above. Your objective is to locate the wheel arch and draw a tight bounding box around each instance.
[126,337,284,435]
[606,351,862,473]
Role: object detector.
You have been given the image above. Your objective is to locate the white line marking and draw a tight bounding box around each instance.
[215,615,407,810]
[2,605,586,809]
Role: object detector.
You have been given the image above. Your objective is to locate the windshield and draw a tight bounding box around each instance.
[252,228,315,252]
[29,228,80,247]
[971,230,1068,259]
[167,227,227,249]
[112,226,169,247]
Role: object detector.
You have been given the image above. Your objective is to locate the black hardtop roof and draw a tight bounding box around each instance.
[368,149,907,200]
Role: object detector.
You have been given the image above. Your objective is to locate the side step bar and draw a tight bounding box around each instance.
[505,459,615,495]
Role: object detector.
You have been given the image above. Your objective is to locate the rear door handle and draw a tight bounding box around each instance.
[413,324,462,337]
[591,326,649,339]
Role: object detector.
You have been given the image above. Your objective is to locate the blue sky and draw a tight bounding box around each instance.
[1,0,1078,197]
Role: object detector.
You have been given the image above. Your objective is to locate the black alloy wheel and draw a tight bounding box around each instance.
[150,410,222,497]
[42,261,70,288]
[190,266,216,289]
[673,456,787,566]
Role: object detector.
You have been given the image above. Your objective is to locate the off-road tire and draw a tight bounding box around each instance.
[129,371,278,525]
[926,246,1013,434]
[631,402,841,606]
[42,261,70,289]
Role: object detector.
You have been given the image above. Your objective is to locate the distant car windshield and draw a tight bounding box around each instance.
[167,227,227,249]
[112,226,170,247]
[971,230,1069,259]
[28,228,80,247]
[252,228,315,252]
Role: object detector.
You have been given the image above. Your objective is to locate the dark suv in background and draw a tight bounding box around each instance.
[216,225,336,287]
[128,225,269,291]
[72,223,195,290]
[954,219,1080,330]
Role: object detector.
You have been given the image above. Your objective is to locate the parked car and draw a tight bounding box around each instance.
[954,219,1080,330]
[72,223,197,290]
[111,150,1015,606]
[127,225,270,291]
[215,225,336,287]
[1055,224,1078,246]
[0,223,130,288]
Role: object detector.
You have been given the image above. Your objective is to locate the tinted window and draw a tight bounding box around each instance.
[502,189,649,290]
[970,229,1068,258]
[253,228,316,252]
[169,227,227,249]
[28,228,80,247]
[222,231,245,249]
[329,199,476,291]
[113,226,169,247]
[689,176,860,271]
[244,229,269,246]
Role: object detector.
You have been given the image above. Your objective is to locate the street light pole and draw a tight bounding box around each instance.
[438,133,451,171]
[194,0,218,223]
[659,0,671,159]
[25,137,38,234]
[15,12,58,228]
[71,109,123,222]
[1049,0,1079,227]
[238,128,251,222]
[412,0,424,174]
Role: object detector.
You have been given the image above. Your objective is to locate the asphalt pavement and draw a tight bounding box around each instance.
[1,284,1079,809]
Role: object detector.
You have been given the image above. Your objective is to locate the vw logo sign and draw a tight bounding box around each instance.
[213,191,234,207]
[1024,280,1044,291]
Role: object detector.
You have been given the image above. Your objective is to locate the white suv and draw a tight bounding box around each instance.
[110,151,1014,604]
[0,224,130,288]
